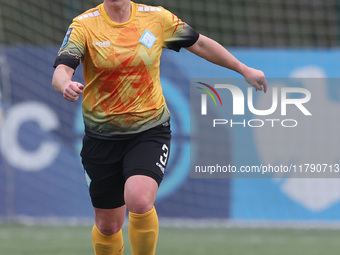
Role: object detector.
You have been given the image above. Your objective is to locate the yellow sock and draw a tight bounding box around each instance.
[129,206,159,255]
[92,225,124,255]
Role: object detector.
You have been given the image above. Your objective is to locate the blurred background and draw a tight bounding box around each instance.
[1,0,340,255]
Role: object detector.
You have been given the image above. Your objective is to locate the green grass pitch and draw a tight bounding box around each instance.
[1,224,340,255]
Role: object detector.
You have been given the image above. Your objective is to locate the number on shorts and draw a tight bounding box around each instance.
[159,144,169,167]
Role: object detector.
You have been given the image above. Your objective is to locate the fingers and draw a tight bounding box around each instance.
[76,83,85,90]
[63,82,84,102]
[251,82,263,92]
[249,81,267,93]
[255,78,268,93]
[255,84,262,92]
[260,77,268,93]
[254,71,267,93]
[244,68,267,93]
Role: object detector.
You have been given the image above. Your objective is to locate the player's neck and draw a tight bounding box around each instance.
[103,1,132,23]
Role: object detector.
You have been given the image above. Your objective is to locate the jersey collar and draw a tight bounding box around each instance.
[100,1,136,26]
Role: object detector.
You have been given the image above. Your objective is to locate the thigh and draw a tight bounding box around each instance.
[81,135,126,209]
[83,162,125,209]
[123,122,172,185]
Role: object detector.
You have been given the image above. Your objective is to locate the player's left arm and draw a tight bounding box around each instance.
[186,34,267,93]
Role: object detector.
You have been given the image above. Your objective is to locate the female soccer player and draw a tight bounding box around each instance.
[52,0,267,254]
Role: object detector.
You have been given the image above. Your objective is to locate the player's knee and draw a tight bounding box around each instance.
[126,192,154,214]
[124,175,158,214]
[94,208,126,236]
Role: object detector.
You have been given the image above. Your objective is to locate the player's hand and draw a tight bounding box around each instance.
[242,67,268,93]
[63,82,84,102]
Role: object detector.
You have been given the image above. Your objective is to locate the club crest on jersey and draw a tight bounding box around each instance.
[61,27,73,48]
[139,30,156,49]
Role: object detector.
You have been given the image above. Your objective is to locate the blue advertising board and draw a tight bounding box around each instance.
[1,46,340,220]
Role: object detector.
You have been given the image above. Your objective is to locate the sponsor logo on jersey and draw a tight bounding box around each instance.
[92,41,111,47]
[139,30,156,49]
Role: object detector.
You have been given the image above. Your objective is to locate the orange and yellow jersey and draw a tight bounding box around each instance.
[54,2,199,139]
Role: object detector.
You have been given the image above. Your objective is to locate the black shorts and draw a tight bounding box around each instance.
[80,121,171,209]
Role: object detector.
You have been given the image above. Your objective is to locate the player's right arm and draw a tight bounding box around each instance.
[52,19,85,102]
[52,64,84,102]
